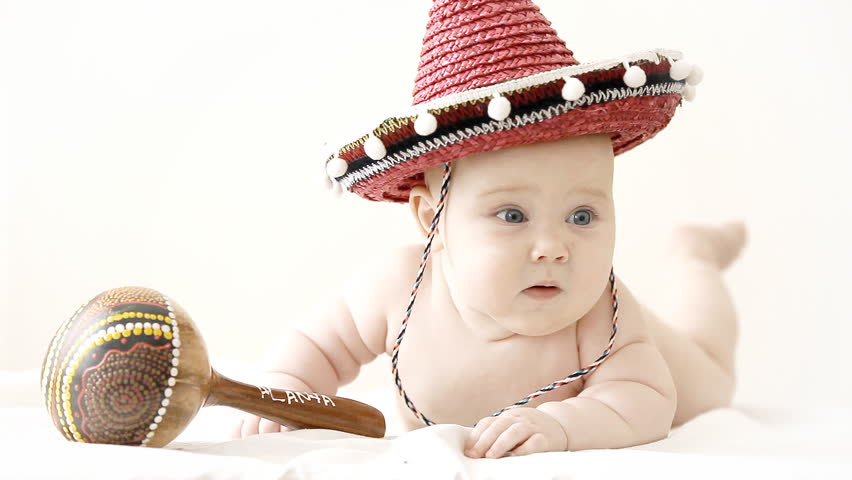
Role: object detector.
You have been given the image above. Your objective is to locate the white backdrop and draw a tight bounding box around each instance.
[2,0,851,410]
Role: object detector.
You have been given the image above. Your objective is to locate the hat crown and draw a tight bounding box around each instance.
[413,0,579,105]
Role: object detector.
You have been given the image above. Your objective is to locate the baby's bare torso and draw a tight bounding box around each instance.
[383,245,620,430]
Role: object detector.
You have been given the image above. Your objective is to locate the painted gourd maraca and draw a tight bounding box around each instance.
[41,286,385,447]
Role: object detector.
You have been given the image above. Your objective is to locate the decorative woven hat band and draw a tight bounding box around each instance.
[323,51,702,202]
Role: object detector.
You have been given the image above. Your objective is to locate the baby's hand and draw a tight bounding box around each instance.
[230,410,293,439]
[229,371,312,439]
[464,407,568,458]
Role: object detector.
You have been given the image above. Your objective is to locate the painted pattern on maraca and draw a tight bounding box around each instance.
[41,287,183,446]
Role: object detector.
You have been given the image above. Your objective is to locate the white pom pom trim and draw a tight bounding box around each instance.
[561,77,585,101]
[682,85,697,102]
[686,64,704,86]
[331,180,343,197]
[325,156,348,178]
[487,95,511,121]
[364,134,386,160]
[623,63,647,88]
[414,112,438,136]
[322,173,333,190]
[669,59,693,81]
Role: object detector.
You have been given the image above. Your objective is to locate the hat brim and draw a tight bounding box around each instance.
[329,50,689,203]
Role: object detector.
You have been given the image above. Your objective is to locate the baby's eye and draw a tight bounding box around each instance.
[567,209,594,225]
[496,208,525,224]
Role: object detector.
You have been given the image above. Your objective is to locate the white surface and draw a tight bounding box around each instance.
[4,368,850,479]
[2,397,850,480]
[2,0,852,416]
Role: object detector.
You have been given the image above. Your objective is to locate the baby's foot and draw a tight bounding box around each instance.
[670,222,747,269]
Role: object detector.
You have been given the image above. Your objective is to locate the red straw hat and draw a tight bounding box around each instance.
[322,0,703,202]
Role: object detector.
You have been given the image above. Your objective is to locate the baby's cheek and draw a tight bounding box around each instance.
[446,230,518,299]
[461,251,519,304]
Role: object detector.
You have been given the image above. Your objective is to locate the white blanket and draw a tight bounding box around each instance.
[2,394,851,480]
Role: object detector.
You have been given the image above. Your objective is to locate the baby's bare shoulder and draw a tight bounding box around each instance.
[576,276,654,366]
[343,243,424,354]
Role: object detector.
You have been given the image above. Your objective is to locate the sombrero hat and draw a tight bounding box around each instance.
[322,0,703,203]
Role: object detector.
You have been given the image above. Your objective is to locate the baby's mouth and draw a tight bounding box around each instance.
[522,286,562,300]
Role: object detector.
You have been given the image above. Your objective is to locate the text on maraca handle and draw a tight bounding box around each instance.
[258,386,336,407]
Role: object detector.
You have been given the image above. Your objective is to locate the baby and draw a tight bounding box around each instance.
[232,132,746,457]
[231,0,744,458]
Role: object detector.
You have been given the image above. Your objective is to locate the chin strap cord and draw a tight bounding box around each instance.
[488,269,618,418]
[390,162,619,427]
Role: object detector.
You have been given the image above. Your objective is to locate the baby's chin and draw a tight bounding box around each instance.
[505,325,567,337]
[498,312,581,337]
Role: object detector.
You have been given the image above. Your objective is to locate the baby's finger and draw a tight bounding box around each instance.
[239,414,262,438]
[230,417,245,440]
[507,432,547,457]
[258,418,286,434]
[485,423,532,459]
[466,417,514,458]
[464,416,498,453]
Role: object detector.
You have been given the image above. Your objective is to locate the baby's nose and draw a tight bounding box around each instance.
[530,235,570,263]
[533,252,568,263]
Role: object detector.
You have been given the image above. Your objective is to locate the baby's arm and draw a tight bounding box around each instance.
[537,340,676,451]
[233,253,394,438]
[465,282,676,456]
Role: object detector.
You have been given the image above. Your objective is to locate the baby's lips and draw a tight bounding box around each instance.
[524,286,562,292]
[522,286,563,301]
[524,284,562,290]
[526,280,562,289]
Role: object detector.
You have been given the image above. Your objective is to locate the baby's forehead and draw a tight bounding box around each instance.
[424,138,613,196]
[424,159,522,194]
[455,159,577,188]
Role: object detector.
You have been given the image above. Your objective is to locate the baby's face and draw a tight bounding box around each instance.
[421,134,616,337]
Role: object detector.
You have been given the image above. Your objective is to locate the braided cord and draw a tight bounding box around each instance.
[390,162,452,426]
[391,163,620,427]
[489,268,618,417]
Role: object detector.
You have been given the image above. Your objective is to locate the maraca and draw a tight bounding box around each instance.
[40,286,386,447]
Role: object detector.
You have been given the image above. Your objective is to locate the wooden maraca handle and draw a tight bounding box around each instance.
[205,369,386,438]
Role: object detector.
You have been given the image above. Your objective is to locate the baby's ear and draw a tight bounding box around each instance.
[409,185,444,250]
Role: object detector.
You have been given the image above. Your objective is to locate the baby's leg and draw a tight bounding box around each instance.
[645,222,747,425]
